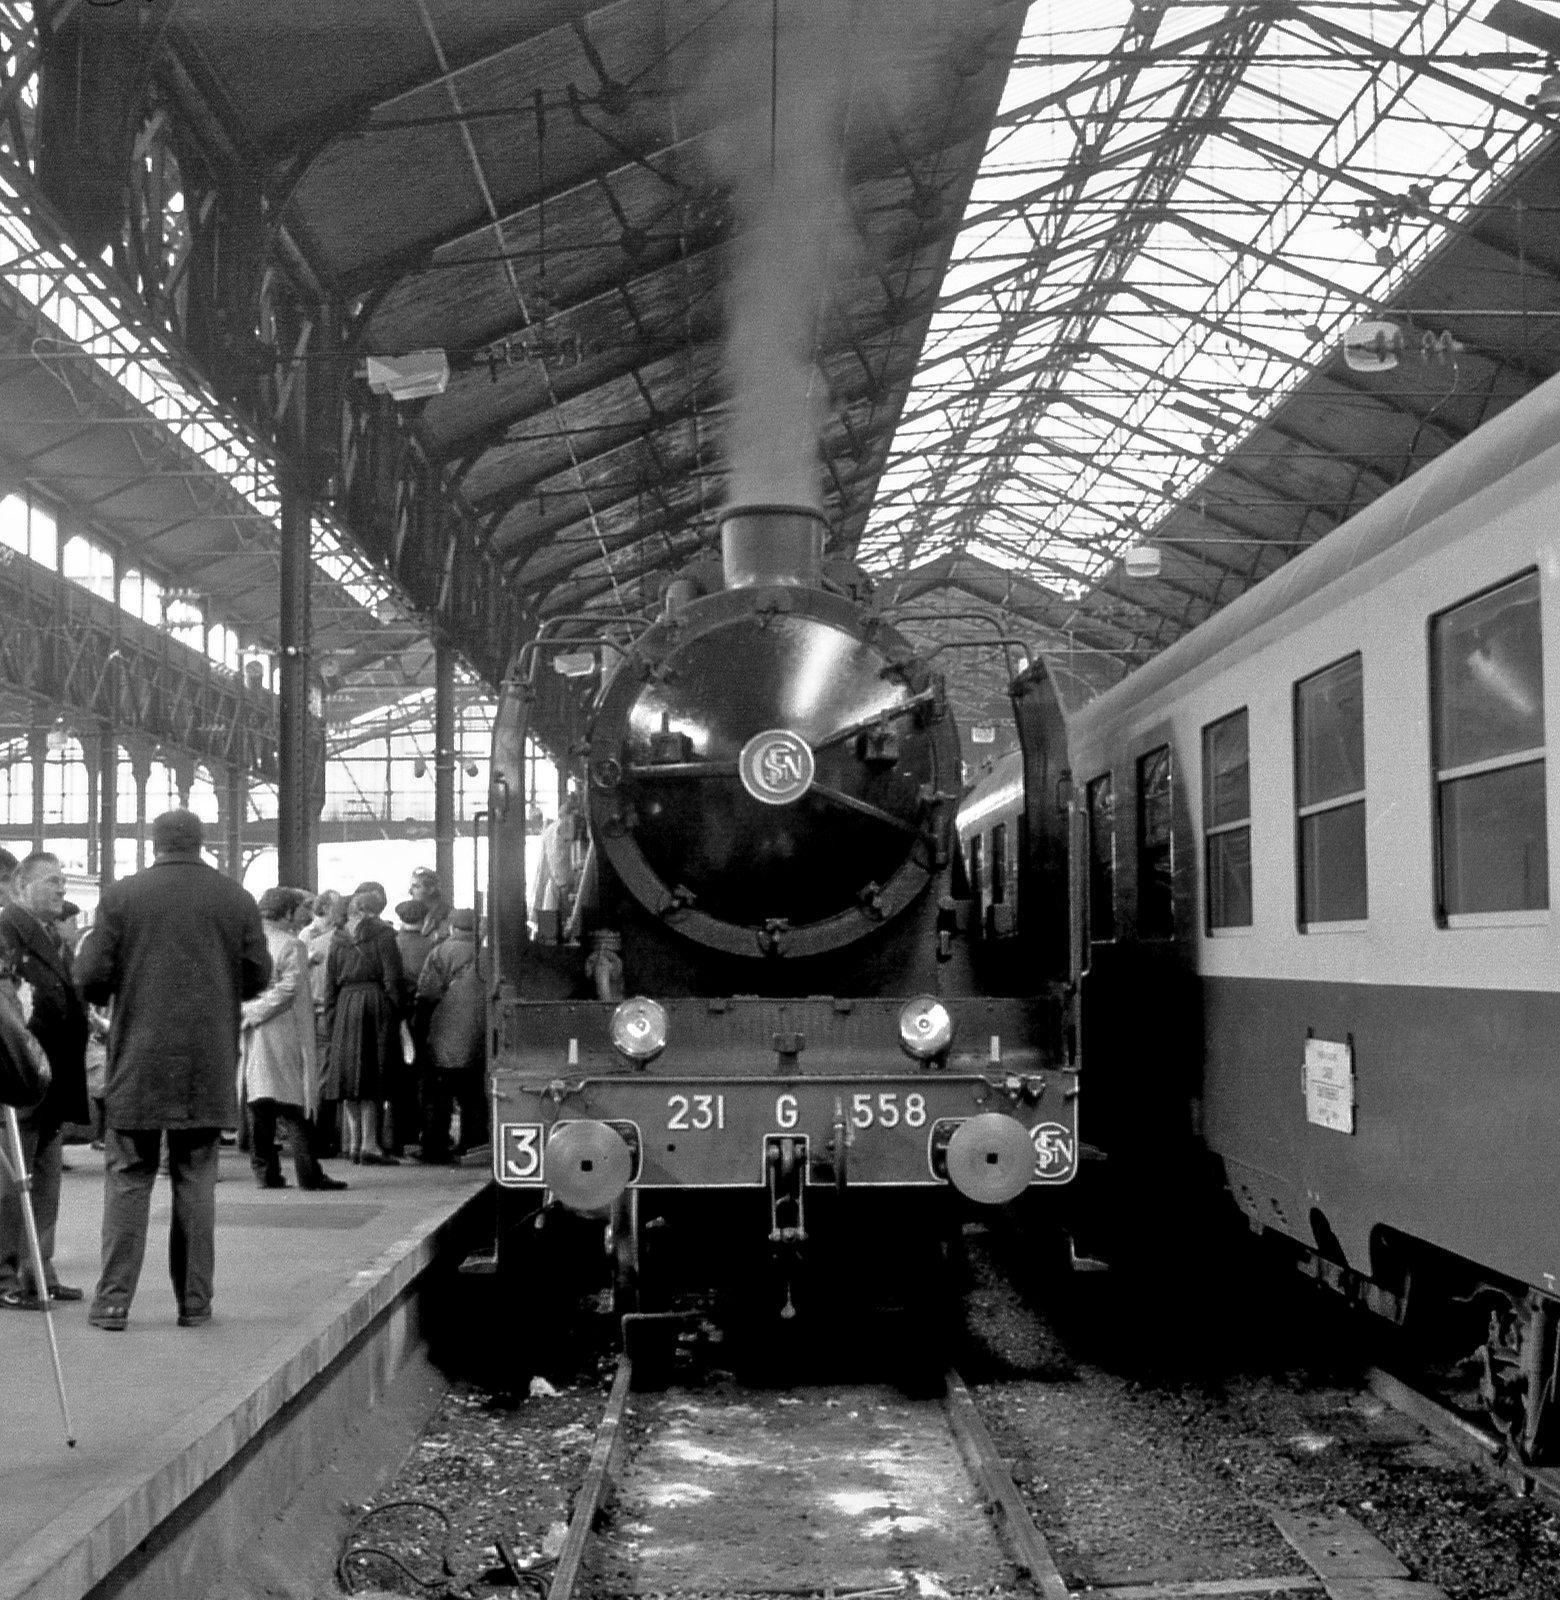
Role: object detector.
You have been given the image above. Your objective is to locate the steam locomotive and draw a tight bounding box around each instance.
[485,505,1078,1361]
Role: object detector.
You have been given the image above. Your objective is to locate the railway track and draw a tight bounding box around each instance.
[546,1359,1067,1600]
[331,1224,1560,1600]
[540,1360,1447,1600]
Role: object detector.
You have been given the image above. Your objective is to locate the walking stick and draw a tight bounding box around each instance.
[0,1103,75,1447]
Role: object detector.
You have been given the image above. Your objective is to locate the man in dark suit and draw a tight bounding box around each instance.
[0,851,89,1308]
[76,810,270,1330]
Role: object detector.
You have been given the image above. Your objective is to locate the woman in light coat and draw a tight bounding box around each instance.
[237,888,346,1191]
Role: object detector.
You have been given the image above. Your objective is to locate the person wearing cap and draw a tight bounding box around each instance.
[237,887,347,1193]
[0,852,89,1309]
[75,809,271,1331]
[414,908,484,1162]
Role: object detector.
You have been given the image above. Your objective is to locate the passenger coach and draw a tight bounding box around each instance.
[962,371,1560,1462]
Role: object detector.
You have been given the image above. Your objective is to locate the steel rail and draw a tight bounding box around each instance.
[546,1355,633,1600]
[1366,1365,1560,1514]
[942,1367,1070,1600]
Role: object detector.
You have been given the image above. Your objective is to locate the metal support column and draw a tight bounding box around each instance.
[81,729,99,878]
[98,722,117,888]
[28,725,46,854]
[434,641,456,894]
[170,754,194,813]
[221,764,246,882]
[125,738,152,871]
[278,475,312,890]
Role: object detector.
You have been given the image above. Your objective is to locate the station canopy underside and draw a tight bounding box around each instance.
[0,0,1558,749]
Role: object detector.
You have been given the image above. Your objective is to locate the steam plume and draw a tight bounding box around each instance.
[682,1,982,512]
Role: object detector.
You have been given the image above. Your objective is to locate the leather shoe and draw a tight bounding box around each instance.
[177,1308,211,1328]
[48,1284,85,1301]
[0,1288,43,1311]
[301,1175,348,1191]
[88,1304,128,1331]
[257,1173,288,1189]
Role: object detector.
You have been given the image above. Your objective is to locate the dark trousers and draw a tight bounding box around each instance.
[0,1114,63,1295]
[95,1128,219,1317]
[387,1020,428,1154]
[420,1071,456,1160]
[248,1098,327,1187]
[455,1067,488,1152]
[310,1099,340,1159]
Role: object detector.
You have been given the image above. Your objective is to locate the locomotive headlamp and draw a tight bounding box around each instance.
[898,995,954,1060]
[611,996,668,1062]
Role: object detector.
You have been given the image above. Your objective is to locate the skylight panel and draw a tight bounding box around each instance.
[868,0,1552,596]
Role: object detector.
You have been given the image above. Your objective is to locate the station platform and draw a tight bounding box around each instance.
[0,1141,489,1600]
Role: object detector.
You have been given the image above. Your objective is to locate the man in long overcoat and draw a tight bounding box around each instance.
[75,810,270,1330]
[0,851,89,1307]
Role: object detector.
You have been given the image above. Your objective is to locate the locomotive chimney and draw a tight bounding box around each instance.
[720,504,827,590]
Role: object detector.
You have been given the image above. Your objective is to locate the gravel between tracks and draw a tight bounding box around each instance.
[343,1222,1560,1600]
[962,1223,1560,1600]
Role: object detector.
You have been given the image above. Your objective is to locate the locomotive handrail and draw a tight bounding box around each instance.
[615,760,929,838]
[619,690,941,779]
[923,636,1034,677]
[562,838,597,945]
[471,808,492,990]
[621,759,741,779]
[811,687,939,751]
[810,781,928,838]
[886,614,1033,681]
[516,628,643,689]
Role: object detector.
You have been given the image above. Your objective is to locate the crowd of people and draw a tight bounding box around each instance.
[0,812,488,1332]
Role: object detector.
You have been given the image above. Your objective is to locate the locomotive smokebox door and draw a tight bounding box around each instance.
[582,504,960,963]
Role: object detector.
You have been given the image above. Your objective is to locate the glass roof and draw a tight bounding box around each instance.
[860,0,1555,597]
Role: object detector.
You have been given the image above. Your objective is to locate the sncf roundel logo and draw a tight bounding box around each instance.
[738,728,815,806]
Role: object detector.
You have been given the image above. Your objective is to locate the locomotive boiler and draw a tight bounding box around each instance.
[485,505,1079,1364]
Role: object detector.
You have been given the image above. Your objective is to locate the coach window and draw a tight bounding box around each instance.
[1295,654,1367,926]
[1137,745,1174,938]
[990,823,1008,905]
[1086,773,1117,941]
[968,832,984,906]
[1203,710,1252,930]
[1431,570,1547,919]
